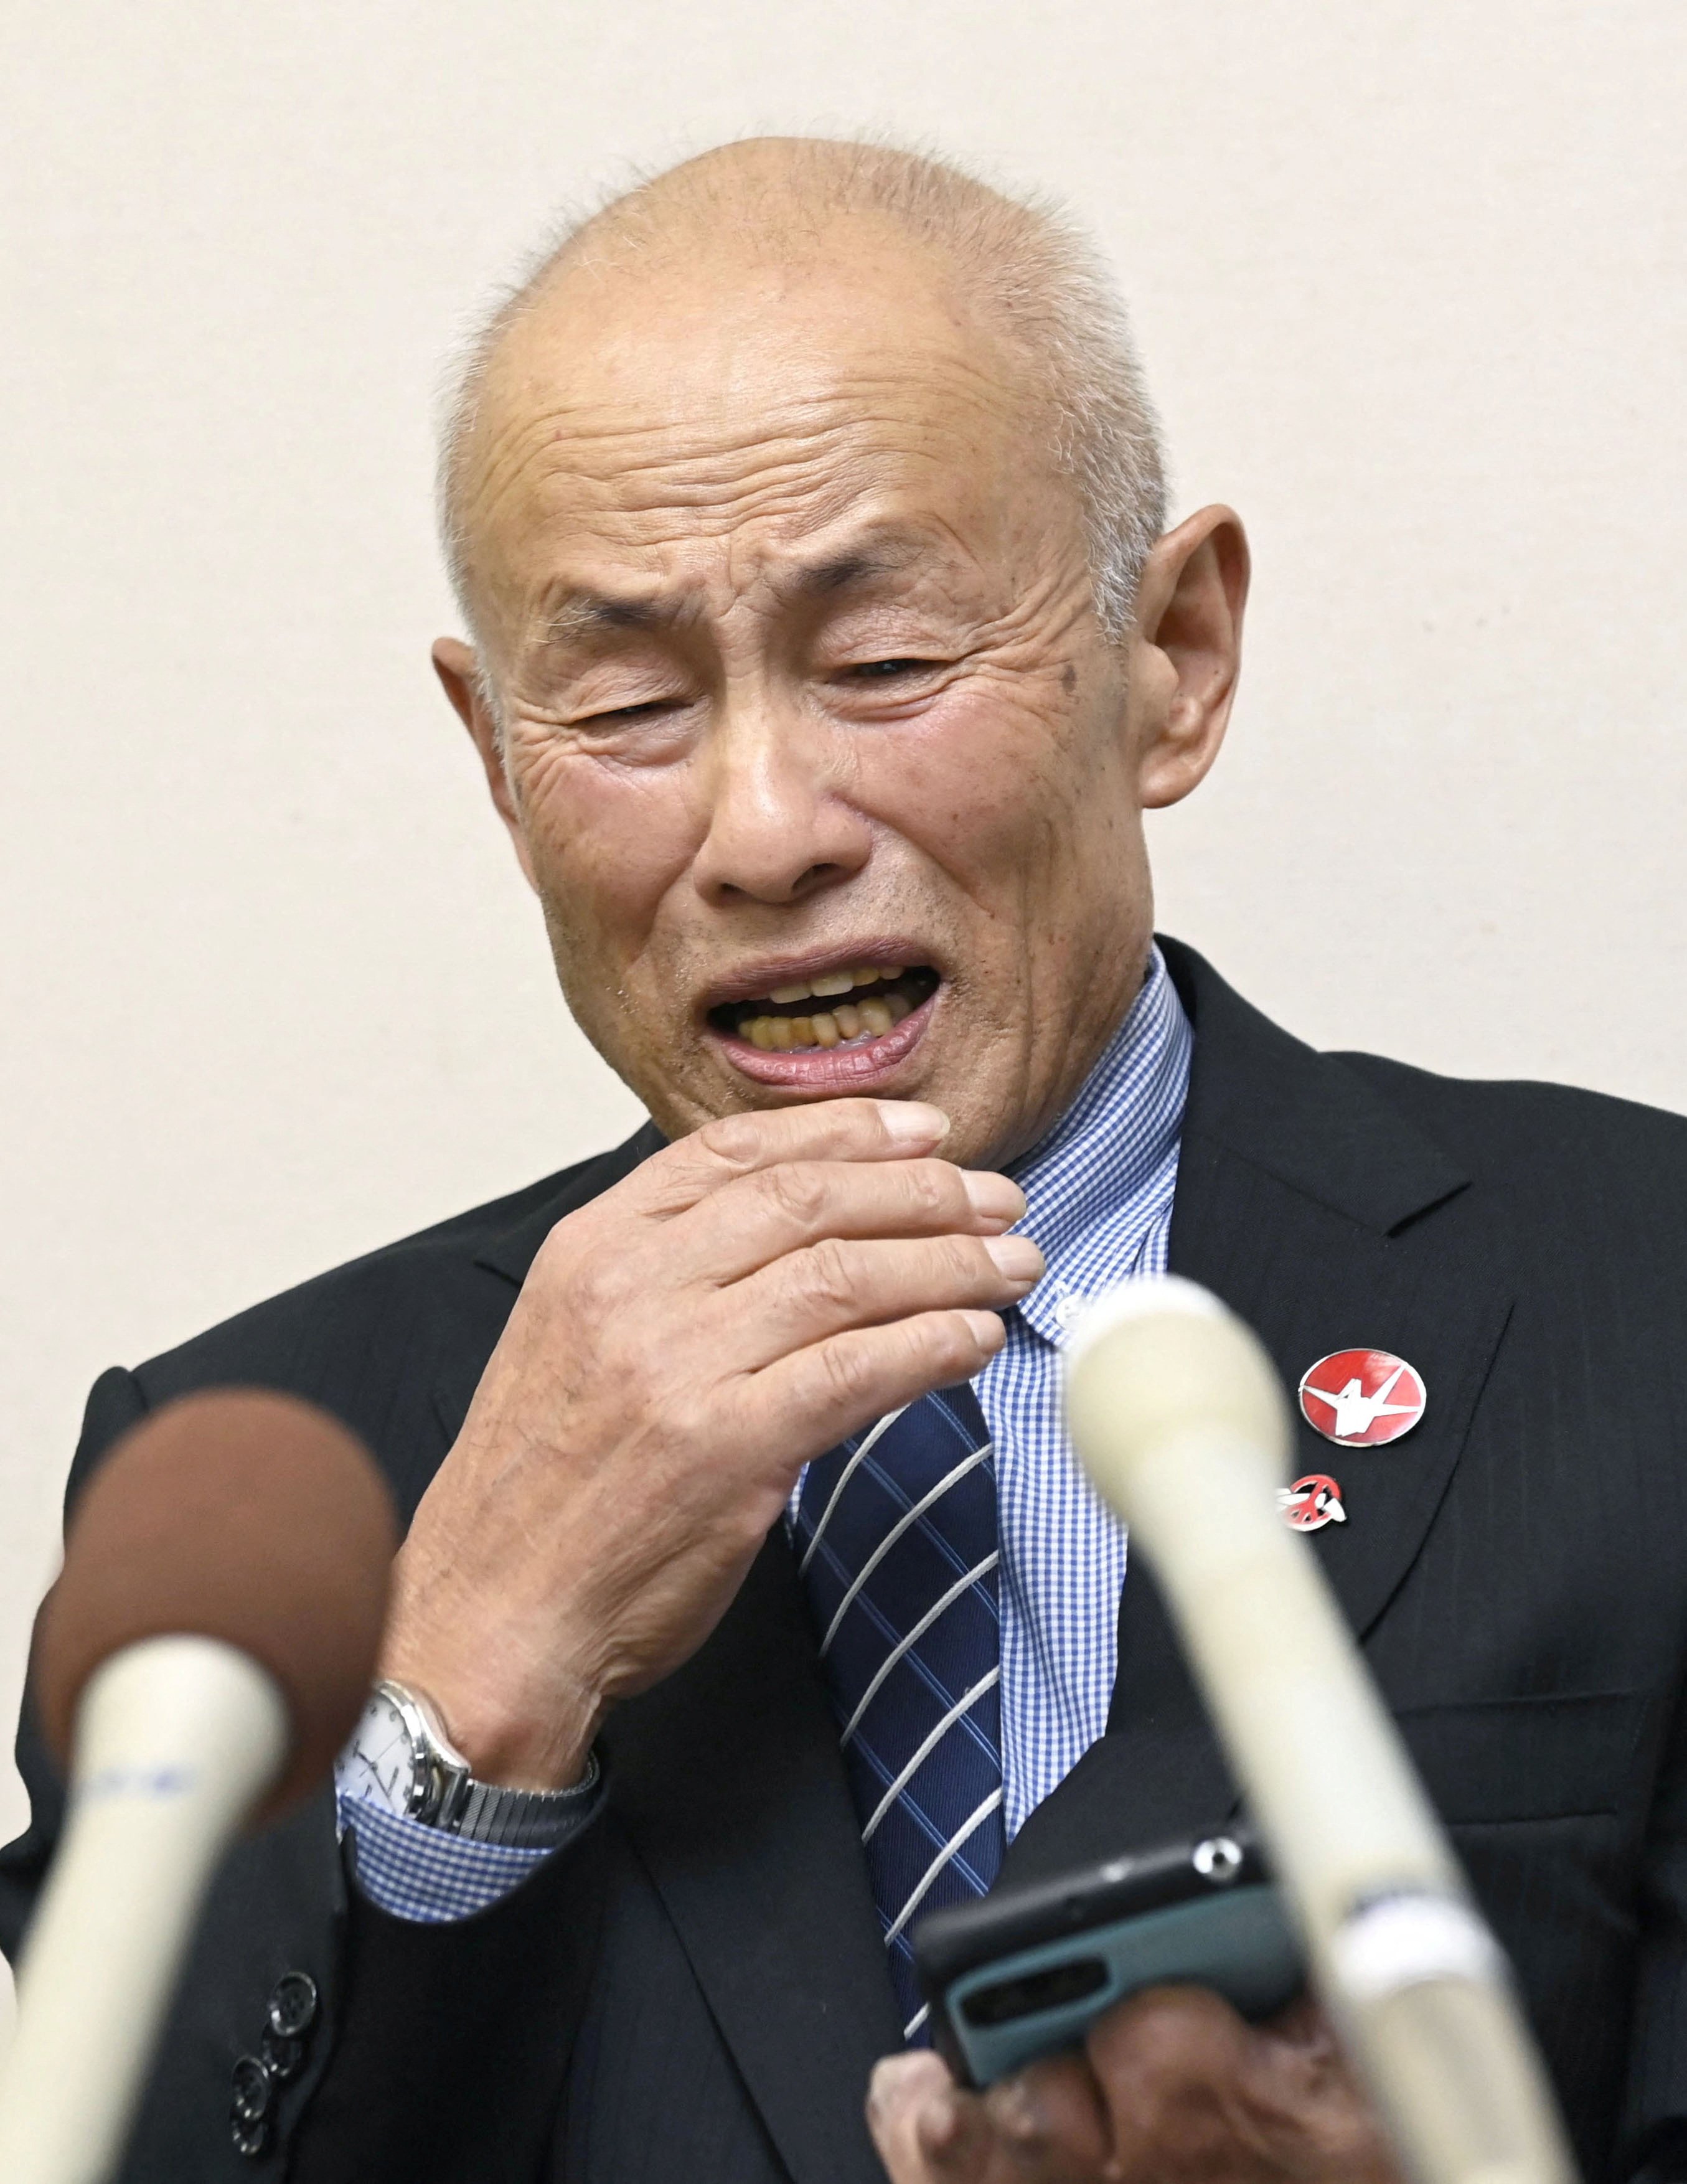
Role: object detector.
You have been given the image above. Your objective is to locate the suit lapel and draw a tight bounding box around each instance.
[1169,1137,1515,1652]
[1004,941,1516,1883]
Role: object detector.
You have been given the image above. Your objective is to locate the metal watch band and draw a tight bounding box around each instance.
[377,1678,600,1849]
[456,1755,601,1850]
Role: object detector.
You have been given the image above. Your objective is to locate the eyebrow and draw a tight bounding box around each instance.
[790,538,925,597]
[538,591,681,645]
[534,535,931,648]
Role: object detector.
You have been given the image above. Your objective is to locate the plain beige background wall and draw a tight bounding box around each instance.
[2,0,1682,2033]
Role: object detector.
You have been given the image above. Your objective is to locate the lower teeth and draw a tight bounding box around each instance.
[738,986,914,1051]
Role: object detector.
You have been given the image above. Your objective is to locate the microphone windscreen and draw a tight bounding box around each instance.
[33,1388,397,1823]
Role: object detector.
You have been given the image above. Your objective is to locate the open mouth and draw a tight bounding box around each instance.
[708,964,941,1053]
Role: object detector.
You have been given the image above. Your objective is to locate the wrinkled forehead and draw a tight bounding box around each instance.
[453,234,1071,634]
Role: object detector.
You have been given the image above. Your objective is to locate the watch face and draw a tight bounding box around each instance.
[339,1689,421,1817]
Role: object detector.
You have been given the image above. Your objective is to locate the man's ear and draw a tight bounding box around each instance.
[432,638,540,892]
[1127,506,1250,811]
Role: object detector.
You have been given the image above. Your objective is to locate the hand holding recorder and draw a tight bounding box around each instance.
[869,1985,1401,2184]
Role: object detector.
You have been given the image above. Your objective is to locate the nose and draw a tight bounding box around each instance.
[690,690,871,907]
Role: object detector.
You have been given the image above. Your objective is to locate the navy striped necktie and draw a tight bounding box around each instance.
[794,1384,1005,2039]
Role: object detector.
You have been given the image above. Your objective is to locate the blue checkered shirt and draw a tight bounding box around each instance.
[336,946,1190,1916]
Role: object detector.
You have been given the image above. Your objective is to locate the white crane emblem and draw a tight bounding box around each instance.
[1297,1350,1426,1447]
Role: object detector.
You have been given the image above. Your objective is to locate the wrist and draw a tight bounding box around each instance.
[443,1688,603,1794]
[381,1540,608,1791]
[375,1642,603,1793]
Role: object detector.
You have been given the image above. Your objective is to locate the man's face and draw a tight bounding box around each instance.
[448,224,1203,1170]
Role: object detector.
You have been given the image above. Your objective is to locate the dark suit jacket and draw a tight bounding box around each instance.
[6,939,1687,2184]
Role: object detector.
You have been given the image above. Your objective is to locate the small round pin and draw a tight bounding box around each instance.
[1278,1474,1346,1532]
[1298,1349,1426,1447]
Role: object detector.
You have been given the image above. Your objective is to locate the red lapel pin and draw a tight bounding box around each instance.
[1298,1349,1426,1448]
[1279,1474,1346,1532]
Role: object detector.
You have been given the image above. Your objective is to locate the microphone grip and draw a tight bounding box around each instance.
[0,1636,288,2184]
[1115,1422,1576,2184]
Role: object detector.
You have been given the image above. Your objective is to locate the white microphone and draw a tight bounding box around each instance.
[1064,1277,1576,2184]
[0,1389,395,2184]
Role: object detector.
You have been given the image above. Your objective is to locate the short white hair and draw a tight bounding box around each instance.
[437,138,1168,656]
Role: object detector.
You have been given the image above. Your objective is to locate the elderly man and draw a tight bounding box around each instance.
[5,137,1687,2184]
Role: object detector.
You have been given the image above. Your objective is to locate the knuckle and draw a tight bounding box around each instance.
[899,1160,954,1223]
[566,1246,625,1320]
[695,1112,766,1171]
[761,1160,830,1228]
[1109,1985,1231,2079]
[792,1236,858,1312]
[898,1311,952,1376]
[817,1338,876,1408]
[936,1309,990,1369]
[938,1233,992,1287]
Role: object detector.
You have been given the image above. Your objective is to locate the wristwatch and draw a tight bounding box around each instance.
[338,1678,599,1850]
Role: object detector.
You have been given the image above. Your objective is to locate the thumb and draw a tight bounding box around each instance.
[868,2051,993,2182]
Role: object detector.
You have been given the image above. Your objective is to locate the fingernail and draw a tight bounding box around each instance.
[992,2080,1048,2145]
[882,1102,951,1146]
[963,1171,1027,1228]
[984,1235,1044,1285]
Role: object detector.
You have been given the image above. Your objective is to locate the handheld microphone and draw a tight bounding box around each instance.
[1064,1278,1576,2184]
[0,1388,396,2184]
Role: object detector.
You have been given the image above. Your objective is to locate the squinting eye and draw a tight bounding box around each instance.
[847,659,936,679]
[583,698,684,725]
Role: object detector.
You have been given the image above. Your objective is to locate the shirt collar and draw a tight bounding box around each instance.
[1006,943,1192,1346]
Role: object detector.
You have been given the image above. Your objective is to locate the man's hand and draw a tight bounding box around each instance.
[867,1988,1403,2184]
[380,1098,1041,1787]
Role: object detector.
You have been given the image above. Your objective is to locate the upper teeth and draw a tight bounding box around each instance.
[766,964,901,1005]
[731,964,919,1053]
